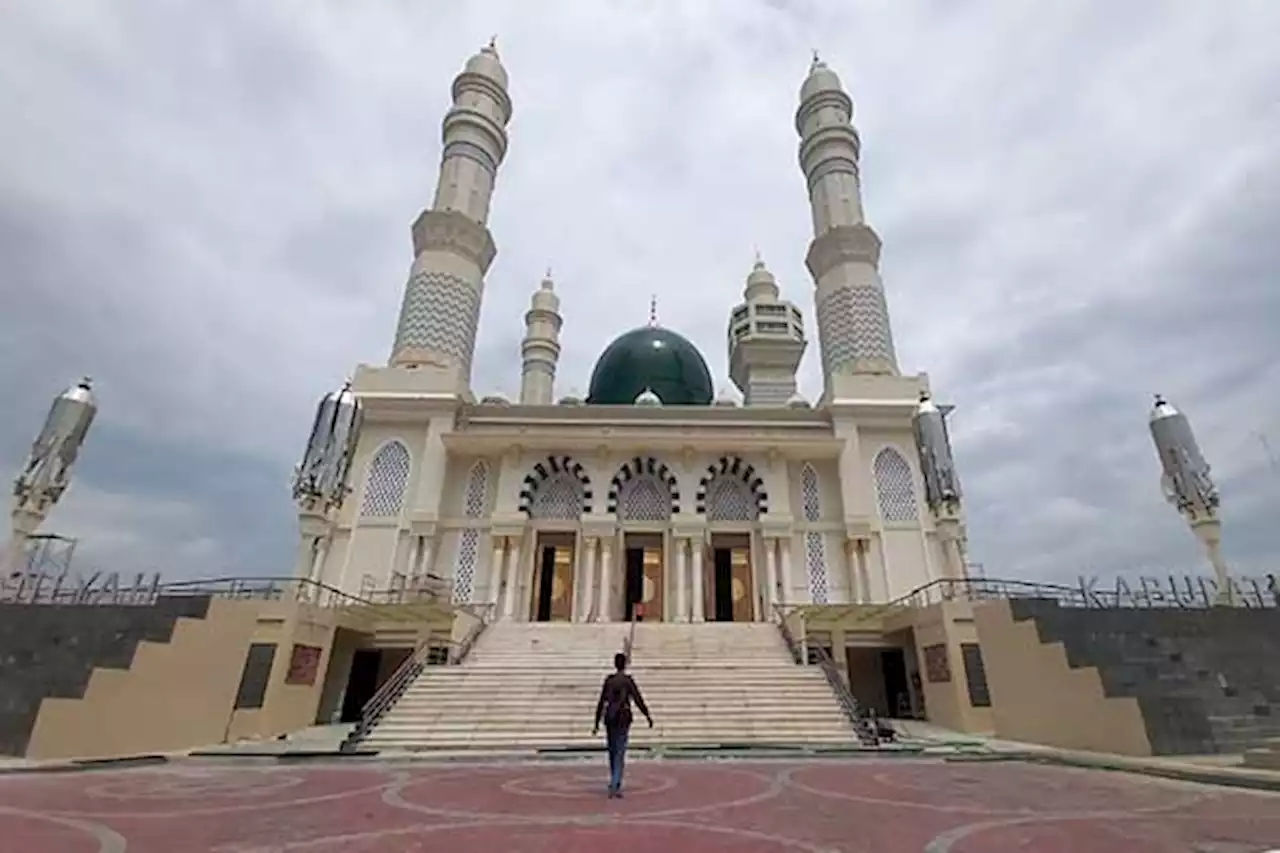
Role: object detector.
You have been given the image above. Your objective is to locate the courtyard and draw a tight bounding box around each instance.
[0,757,1276,852]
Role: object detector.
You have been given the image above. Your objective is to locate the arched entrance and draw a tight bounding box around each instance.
[521,456,590,622]
[610,457,678,622]
[700,457,766,622]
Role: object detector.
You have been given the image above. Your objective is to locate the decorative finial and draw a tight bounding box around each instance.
[810,49,822,71]
[545,265,553,278]
[648,294,659,327]
[753,245,763,265]
[488,35,498,52]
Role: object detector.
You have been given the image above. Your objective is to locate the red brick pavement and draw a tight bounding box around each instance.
[0,758,1276,852]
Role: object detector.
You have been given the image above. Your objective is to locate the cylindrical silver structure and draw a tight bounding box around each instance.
[1149,395,1219,518]
[292,381,364,510]
[912,392,962,512]
[14,377,98,508]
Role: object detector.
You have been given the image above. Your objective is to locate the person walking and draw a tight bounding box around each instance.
[592,652,652,798]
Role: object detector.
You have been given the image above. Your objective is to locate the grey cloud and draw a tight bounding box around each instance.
[1,1,1278,586]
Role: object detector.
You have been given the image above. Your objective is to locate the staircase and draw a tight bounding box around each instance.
[360,621,859,753]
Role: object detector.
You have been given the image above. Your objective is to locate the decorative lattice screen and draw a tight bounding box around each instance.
[359,441,411,518]
[706,476,757,522]
[801,464,829,603]
[619,475,671,521]
[530,473,584,520]
[801,464,822,522]
[874,448,919,523]
[453,461,489,603]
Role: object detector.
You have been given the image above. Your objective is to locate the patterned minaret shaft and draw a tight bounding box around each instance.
[519,271,562,404]
[796,56,899,394]
[390,42,513,382]
[727,256,806,406]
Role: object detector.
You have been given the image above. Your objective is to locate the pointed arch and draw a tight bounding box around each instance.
[358,440,411,518]
[518,455,592,518]
[453,460,490,604]
[695,455,768,520]
[607,456,679,520]
[800,462,829,604]
[873,447,919,523]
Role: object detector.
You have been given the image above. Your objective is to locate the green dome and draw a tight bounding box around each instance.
[587,326,714,406]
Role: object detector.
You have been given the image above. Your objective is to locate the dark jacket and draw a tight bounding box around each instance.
[594,671,650,731]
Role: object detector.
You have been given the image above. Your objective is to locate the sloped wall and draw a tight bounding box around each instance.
[973,598,1154,756]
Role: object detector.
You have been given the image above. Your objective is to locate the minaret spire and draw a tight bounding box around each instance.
[796,54,899,399]
[648,294,659,327]
[388,43,514,391]
[519,270,563,405]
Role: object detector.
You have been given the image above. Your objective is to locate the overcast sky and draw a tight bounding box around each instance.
[2,1,1278,587]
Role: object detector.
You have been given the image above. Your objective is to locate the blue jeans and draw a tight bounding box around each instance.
[605,725,629,793]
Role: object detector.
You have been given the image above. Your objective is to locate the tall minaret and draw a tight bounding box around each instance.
[519,270,562,404]
[796,54,898,401]
[727,255,806,406]
[389,40,514,393]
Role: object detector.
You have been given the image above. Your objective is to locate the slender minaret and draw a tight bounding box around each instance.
[519,270,562,405]
[727,254,806,406]
[389,40,514,393]
[796,54,898,400]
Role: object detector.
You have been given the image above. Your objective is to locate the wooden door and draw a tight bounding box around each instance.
[731,547,752,622]
[548,546,575,621]
[640,547,664,622]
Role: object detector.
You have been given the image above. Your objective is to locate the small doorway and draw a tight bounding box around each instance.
[708,534,752,621]
[530,533,575,622]
[339,648,381,723]
[623,534,663,621]
[881,647,911,718]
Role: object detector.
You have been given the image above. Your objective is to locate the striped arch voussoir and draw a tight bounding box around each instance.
[606,456,680,515]
[518,455,593,517]
[694,455,769,516]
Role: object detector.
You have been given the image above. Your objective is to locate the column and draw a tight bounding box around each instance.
[419,537,435,584]
[501,539,519,618]
[764,537,780,620]
[855,539,870,603]
[750,540,763,623]
[691,541,705,623]
[309,537,330,586]
[577,537,596,621]
[490,537,507,610]
[675,538,688,622]
[844,538,859,604]
[778,535,792,607]
[407,535,423,584]
[293,535,320,583]
[597,541,613,622]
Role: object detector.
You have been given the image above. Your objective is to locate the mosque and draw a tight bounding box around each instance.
[294,40,970,625]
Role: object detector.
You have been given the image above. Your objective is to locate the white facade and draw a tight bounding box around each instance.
[295,46,970,621]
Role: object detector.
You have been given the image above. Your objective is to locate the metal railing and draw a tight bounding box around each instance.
[809,643,880,746]
[772,603,877,746]
[343,603,494,751]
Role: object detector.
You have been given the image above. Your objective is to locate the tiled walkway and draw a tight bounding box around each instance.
[1,757,1277,851]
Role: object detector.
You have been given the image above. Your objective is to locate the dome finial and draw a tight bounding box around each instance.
[486,35,499,55]
[810,48,822,71]
[648,294,659,327]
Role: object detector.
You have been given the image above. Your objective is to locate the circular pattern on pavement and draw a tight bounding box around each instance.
[789,761,1206,815]
[391,762,778,820]
[0,757,1276,852]
[502,770,679,798]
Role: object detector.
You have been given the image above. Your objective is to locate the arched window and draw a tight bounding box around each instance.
[359,441,411,518]
[705,476,758,522]
[874,447,919,523]
[453,460,489,604]
[618,475,672,521]
[800,463,829,604]
[530,473,585,520]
